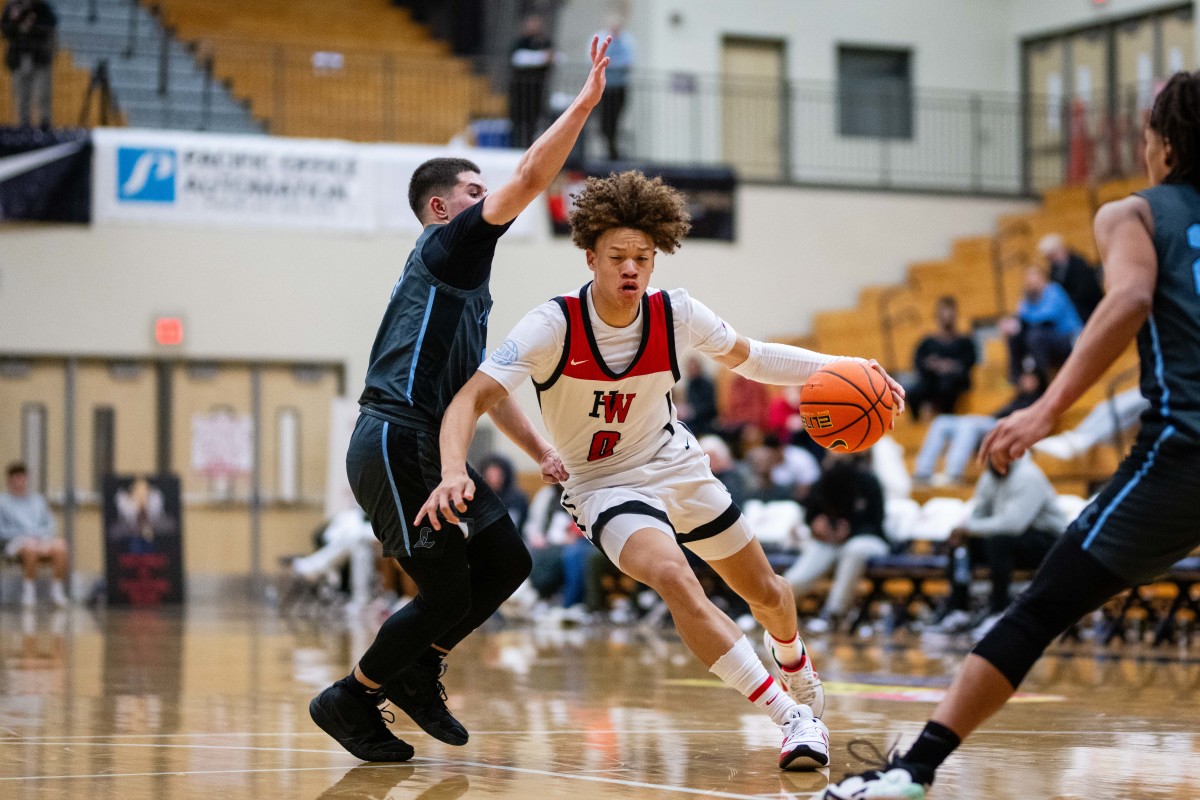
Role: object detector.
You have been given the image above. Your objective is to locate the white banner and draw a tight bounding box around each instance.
[91,128,541,238]
[370,142,534,237]
[191,412,254,477]
[92,128,375,232]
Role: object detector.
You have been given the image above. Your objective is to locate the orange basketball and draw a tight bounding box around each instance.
[799,360,894,453]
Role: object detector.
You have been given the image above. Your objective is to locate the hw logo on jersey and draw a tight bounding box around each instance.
[117,147,177,203]
[588,390,637,423]
[586,391,636,462]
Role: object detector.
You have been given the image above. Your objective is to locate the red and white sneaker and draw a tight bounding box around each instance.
[780,705,830,770]
[764,630,825,718]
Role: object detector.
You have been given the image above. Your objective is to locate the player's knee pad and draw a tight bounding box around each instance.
[970,602,1059,689]
[971,533,1129,688]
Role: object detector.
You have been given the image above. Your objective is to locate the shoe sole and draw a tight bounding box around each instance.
[388,700,469,746]
[309,696,415,762]
[780,744,830,771]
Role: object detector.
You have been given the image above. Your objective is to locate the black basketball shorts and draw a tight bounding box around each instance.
[1070,423,1200,584]
[346,412,509,559]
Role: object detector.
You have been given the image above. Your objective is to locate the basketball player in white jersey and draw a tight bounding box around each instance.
[415,170,905,770]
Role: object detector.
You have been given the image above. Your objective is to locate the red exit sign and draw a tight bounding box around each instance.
[154,317,184,346]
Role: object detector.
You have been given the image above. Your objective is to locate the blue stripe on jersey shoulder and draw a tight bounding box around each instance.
[406,286,438,405]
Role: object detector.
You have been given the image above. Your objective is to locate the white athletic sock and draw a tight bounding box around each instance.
[767,629,806,670]
[709,636,799,726]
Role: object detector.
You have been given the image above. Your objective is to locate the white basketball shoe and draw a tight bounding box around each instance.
[763,630,825,718]
[779,705,830,770]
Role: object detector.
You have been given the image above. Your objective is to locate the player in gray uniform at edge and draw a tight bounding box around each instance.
[825,70,1200,800]
[308,36,611,763]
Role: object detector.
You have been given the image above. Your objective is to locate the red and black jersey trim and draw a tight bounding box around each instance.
[660,290,681,382]
[534,283,678,394]
[577,282,653,380]
[532,296,572,396]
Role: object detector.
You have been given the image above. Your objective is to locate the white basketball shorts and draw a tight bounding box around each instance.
[560,426,752,567]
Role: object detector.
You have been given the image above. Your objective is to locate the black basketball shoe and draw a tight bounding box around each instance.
[383,659,469,746]
[309,678,415,762]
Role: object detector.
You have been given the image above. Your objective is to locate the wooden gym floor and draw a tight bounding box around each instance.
[1,602,1198,799]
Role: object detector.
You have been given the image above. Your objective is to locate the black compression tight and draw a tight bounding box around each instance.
[357,515,531,684]
[972,531,1131,688]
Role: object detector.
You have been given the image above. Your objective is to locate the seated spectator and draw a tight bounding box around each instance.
[743,445,793,502]
[287,507,379,609]
[1039,234,1103,323]
[766,386,802,443]
[783,451,888,632]
[1032,387,1149,460]
[914,367,1047,485]
[765,434,820,501]
[678,357,717,436]
[744,435,819,502]
[764,388,828,464]
[905,296,978,419]
[930,455,1067,636]
[0,462,67,607]
[698,434,750,507]
[869,435,912,500]
[524,483,591,618]
[718,374,769,441]
[481,454,529,532]
[1002,267,1083,381]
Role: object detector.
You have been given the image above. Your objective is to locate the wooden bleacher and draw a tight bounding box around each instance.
[714,175,1152,501]
[145,0,505,142]
[714,176,1200,642]
[0,51,122,128]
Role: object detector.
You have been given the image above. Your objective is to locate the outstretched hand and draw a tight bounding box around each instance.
[575,35,611,111]
[538,448,569,484]
[866,359,907,423]
[414,470,474,532]
[978,403,1056,475]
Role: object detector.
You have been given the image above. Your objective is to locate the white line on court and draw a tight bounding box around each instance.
[0,753,819,800]
[0,727,1183,742]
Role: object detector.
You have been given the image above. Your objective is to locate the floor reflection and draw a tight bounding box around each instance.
[0,604,1198,799]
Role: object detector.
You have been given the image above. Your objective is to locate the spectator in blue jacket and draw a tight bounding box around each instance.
[1002,266,1082,381]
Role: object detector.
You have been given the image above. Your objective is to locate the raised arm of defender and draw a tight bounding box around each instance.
[480,36,611,226]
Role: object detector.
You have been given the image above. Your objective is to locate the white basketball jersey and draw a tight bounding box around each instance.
[534,284,681,481]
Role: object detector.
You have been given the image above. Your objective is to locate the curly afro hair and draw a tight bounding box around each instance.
[568,171,692,253]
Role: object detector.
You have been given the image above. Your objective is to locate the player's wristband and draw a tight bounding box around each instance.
[729,339,854,385]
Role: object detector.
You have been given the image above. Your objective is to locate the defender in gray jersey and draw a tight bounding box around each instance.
[308,37,612,765]
[826,71,1200,800]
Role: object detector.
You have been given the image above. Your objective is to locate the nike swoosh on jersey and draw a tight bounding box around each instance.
[570,358,588,366]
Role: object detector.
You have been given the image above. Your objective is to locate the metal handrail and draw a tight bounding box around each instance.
[877,287,921,372]
[990,216,1033,314]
